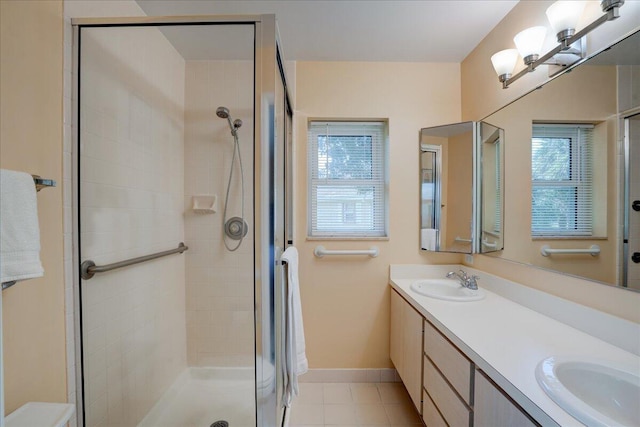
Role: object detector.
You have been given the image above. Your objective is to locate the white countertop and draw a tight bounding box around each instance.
[389,264,640,427]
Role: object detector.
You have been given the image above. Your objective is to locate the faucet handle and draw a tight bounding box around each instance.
[458,269,468,279]
[467,275,480,290]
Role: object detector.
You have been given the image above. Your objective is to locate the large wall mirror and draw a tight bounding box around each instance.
[483,29,640,291]
[419,121,504,254]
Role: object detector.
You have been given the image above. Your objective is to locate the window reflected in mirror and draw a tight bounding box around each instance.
[481,29,640,289]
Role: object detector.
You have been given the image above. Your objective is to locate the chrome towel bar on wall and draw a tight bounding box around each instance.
[81,242,188,280]
[32,175,56,191]
[313,245,379,258]
[540,244,600,257]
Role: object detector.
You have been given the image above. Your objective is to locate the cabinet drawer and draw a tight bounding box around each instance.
[422,389,447,427]
[423,319,472,404]
[423,356,471,427]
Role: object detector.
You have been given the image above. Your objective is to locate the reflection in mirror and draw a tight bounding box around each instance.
[480,122,504,253]
[421,147,441,249]
[483,29,640,290]
[420,122,474,253]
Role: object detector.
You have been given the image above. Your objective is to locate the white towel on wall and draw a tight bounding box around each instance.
[281,246,308,407]
[0,169,44,283]
[421,228,438,251]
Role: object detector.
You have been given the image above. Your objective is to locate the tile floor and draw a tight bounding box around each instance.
[289,382,423,426]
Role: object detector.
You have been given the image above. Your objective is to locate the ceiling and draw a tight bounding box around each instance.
[135,0,519,63]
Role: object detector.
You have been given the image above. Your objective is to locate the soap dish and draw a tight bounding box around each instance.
[192,195,217,214]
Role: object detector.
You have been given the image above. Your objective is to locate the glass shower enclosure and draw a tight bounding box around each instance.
[72,15,292,427]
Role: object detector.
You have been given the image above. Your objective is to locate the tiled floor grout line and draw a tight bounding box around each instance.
[289,382,423,426]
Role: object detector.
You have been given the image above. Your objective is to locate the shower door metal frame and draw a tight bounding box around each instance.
[71,14,290,427]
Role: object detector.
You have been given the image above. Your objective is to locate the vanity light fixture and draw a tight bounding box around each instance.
[492,0,625,89]
[514,26,548,66]
[490,49,519,83]
[546,1,586,43]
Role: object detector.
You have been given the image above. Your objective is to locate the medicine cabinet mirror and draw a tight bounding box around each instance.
[482,29,639,291]
[419,121,504,254]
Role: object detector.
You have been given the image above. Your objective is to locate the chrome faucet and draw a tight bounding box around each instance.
[446,269,479,290]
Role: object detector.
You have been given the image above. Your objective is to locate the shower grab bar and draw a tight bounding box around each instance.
[81,242,188,280]
[313,245,378,258]
[482,239,498,249]
[540,244,600,257]
[454,236,472,244]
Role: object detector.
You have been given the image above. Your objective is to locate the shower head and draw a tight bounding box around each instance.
[217,106,242,136]
[216,106,230,119]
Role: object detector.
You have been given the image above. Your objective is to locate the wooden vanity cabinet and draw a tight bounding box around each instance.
[390,286,538,426]
[474,370,540,427]
[390,289,423,411]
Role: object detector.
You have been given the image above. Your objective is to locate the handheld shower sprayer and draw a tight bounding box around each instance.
[216,106,247,251]
[216,106,242,136]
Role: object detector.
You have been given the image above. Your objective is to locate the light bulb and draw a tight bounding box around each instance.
[514,26,547,65]
[546,1,586,42]
[491,49,519,82]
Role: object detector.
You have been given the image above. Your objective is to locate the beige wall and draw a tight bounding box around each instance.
[294,61,463,368]
[461,1,640,322]
[0,0,67,414]
[445,131,474,249]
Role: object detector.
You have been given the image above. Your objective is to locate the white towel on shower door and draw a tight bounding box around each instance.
[281,246,308,407]
[0,169,44,284]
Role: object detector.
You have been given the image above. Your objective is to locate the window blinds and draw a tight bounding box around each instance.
[308,121,387,237]
[531,124,594,236]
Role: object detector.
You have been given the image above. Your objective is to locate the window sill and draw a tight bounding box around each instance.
[531,236,607,241]
[306,236,390,241]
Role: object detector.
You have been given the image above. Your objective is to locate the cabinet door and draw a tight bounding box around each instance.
[390,289,404,375]
[403,304,423,412]
[474,370,539,427]
[390,289,423,412]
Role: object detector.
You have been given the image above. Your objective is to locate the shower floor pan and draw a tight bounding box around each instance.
[138,367,255,427]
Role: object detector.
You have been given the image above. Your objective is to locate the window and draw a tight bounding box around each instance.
[531,124,593,237]
[308,121,387,237]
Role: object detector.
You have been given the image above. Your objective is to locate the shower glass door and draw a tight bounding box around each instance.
[75,19,282,427]
[625,113,640,290]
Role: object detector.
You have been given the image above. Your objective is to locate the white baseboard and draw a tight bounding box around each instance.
[298,368,400,383]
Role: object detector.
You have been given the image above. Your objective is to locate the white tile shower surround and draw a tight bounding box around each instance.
[289,382,422,426]
[138,367,255,427]
[184,59,255,367]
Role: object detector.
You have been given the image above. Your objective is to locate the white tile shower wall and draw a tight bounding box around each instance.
[78,27,186,427]
[184,60,255,367]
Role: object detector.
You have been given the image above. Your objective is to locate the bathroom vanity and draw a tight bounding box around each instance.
[389,264,640,427]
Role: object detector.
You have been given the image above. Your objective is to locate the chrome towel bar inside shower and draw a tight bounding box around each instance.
[81,242,188,280]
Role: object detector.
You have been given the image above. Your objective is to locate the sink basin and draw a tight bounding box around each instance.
[410,279,485,302]
[536,356,640,427]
